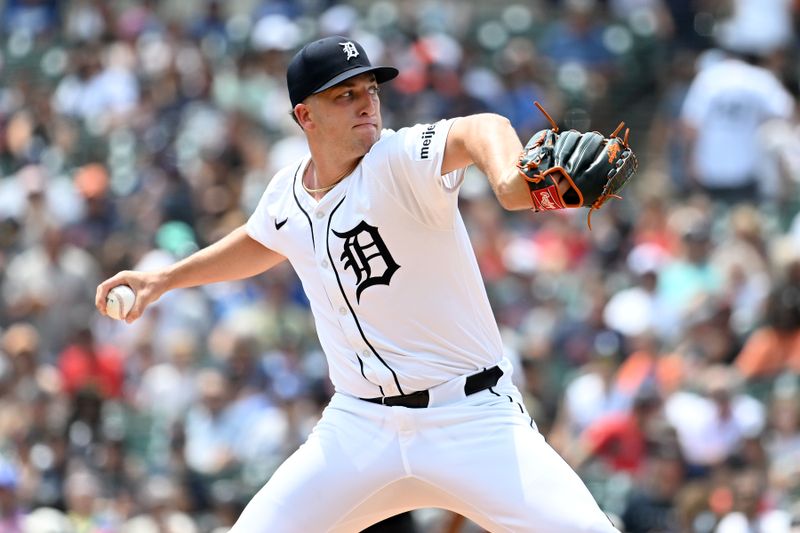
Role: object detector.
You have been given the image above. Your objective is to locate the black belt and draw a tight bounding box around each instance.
[361,365,503,408]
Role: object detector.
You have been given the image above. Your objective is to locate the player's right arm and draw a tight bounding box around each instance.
[95,225,286,323]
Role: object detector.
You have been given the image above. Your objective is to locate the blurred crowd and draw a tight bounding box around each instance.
[0,0,799,532]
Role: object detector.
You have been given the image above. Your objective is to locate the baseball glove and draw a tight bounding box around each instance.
[517,102,638,229]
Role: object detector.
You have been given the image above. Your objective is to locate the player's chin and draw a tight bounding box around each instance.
[352,130,379,152]
[353,124,378,139]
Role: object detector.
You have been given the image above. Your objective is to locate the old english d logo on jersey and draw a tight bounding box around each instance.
[333,221,400,302]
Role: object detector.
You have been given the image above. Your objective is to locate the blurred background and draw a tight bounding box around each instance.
[0,0,799,532]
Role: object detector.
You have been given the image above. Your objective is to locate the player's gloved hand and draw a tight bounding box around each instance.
[517,102,638,228]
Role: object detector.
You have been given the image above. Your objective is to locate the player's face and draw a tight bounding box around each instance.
[306,73,382,156]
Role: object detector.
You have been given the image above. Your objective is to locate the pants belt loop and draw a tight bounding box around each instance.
[427,373,469,407]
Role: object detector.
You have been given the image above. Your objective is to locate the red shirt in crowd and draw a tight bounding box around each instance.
[58,343,124,398]
[583,413,647,474]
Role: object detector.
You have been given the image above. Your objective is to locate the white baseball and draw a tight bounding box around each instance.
[106,285,136,320]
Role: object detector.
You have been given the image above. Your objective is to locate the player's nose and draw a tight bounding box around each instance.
[358,92,377,116]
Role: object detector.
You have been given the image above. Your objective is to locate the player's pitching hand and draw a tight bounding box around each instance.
[95,270,166,324]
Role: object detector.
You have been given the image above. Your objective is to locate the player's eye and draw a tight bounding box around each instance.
[368,86,380,96]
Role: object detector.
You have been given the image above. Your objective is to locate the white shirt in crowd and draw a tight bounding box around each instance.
[664,390,765,465]
[681,57,793,192]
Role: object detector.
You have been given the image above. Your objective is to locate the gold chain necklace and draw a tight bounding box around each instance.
[302,159,360,195]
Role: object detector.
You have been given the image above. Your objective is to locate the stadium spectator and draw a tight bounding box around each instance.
[0,1,796,530]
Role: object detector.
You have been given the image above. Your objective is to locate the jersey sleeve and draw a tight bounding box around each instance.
[371,119,467,228]
[245,164,297,254]
[246,189,275,250]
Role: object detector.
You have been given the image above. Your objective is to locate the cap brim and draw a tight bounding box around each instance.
[312,65,399,95]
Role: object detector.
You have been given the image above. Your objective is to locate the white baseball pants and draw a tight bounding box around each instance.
[229,378,619,533]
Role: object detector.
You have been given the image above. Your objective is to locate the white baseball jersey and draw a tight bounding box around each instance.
[681,58,793,189]
[246,119,504,399]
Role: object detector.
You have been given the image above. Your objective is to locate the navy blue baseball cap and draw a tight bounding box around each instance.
[287,36,399,107]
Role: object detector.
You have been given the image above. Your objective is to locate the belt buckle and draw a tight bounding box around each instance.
[381,396,386,405]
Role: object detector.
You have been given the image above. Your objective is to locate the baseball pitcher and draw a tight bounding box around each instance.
[96,36,635,532]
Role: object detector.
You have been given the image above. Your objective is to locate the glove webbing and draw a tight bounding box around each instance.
[587,122,631,230]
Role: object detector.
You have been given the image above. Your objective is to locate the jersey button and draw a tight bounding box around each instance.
[338,307,347,315]
[315,211,325,219]
[321,259,329,268]
[362,350,371,358]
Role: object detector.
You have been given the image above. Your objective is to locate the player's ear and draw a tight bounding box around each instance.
[294,102,314,131]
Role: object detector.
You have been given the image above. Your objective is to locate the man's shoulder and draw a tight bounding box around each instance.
[371,127,400,149]
[360,128,400,165]
[372,121,450,145]
[267,157,306,193]
[367,120,450,162]
[249,157,306,213]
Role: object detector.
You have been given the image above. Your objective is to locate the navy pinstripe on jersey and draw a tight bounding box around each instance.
[327,196,405,395]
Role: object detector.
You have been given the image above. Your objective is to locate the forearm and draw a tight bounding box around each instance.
[96,225,285,322]
[446,114,533,210]
[162,225,285,290]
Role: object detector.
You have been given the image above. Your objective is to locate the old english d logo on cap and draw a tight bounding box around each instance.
[340,41,359,60]
[287,36,399,107]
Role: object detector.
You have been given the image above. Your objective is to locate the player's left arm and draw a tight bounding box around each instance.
[442,114,537,211]
[444,110,637,224]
